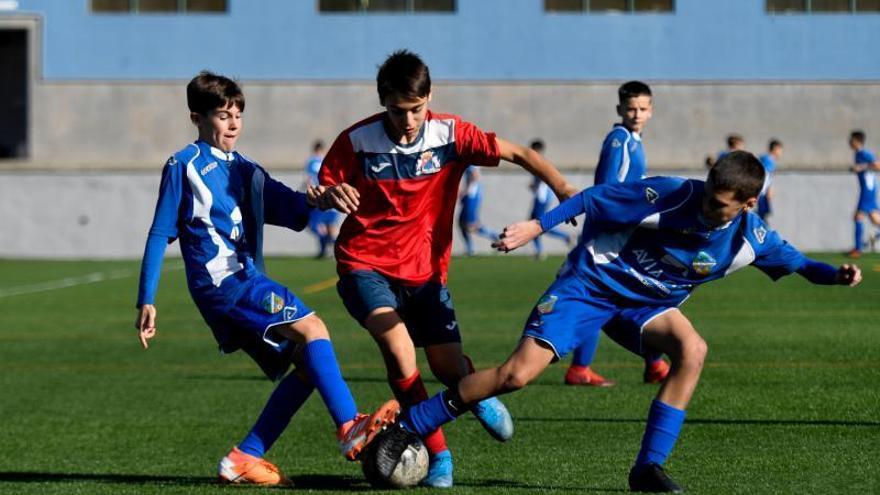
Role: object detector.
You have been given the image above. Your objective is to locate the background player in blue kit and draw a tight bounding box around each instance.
[394,152,861,493]
[528,139,573,260]
[458,165,499,256]
[566,81,670,388]
[302,139,339,258]
[134,72,398,486]
[757,139,782,222]
[847,130,880,257]
[705,133,744,169]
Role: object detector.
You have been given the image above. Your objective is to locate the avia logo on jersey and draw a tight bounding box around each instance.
[753,226,767,244]
[611,138,622,148]
[201,162,218,176]
[415,150,442,176]
[633,249,665,278]
[645,187,659,204]
[283,306,298,321]
[536,294,558,314]
[262,292,285,314]
[166,156,179,167]
[692,251,717,275]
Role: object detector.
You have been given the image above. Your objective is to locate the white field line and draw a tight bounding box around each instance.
[0,263,183,299]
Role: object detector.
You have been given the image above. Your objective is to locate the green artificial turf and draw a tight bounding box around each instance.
[0,254,877,494]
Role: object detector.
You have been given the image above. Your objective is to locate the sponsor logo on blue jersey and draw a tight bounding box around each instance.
[645,187,659,204]
[692,251,717,275]
[200,161,218,176]
[537,294,558,314]
[283,306,298,321]
[753,226,767,244]
[262,292,285,314]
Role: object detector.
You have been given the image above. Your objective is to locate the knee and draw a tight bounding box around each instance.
[498,366,532,393]
[286,314,329,343]
[679,336,708,371]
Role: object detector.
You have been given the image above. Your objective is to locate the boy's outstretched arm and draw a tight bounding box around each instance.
[796,259,862,286]
[496,138,578,202]
[494,191,586,252]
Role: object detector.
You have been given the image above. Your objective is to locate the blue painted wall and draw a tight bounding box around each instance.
[6,0,880,80]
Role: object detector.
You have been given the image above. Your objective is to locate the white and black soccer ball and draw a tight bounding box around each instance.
[361,424,429,488]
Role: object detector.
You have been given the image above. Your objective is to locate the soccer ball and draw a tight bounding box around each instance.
[361,423,429,488]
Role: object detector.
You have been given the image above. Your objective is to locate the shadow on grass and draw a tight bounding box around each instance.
[455,478,628,492]
[0,472,368,490]
[518,417,880,427]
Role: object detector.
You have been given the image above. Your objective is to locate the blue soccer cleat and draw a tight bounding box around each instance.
[421,449,453,488]
[471,396,514,442]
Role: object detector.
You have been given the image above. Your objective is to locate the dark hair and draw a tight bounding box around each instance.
[312,139,325,153]
[726,134,744,148]
[376,49,431,104]
[851,130,866,144]
[768,139,782,151]
[618,80,652,104]
[707,151,765,201]
[187,71,245,115]
[530,139,545,153]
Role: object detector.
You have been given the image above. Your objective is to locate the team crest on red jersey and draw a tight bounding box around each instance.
[415,151,442,176]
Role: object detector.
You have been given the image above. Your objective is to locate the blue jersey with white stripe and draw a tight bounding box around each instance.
[146,140,311,299]
[565,177,806,306]
[758,153,776,197]
[855,148,877,196]
[594,124,647,186]
[305,154,323,186]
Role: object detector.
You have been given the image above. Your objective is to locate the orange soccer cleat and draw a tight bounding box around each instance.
[564,365,616,387]
[337,399,400,461]
[643,358,671,384]
[217,447,292,486]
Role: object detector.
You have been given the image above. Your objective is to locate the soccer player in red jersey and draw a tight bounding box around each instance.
[316,50,577,488]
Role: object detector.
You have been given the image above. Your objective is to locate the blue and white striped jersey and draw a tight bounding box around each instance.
[563,177,806,306]
[855,148,877,196]
[594,124,647,186]
[140,140,311,303]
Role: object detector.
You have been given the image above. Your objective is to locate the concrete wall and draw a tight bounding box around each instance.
[0,169,863,260]
[20,80,880,170]
[7,0,880,81]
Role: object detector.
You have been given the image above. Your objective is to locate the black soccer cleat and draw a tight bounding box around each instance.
[628,463,683,493]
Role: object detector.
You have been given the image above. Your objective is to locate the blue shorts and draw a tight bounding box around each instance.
[459,200,480,225]
[194,273,314,380]
[309,209,340,230]
[857,192,879,214]
[522,273,674,360]
[757,195,772,218]
[337,270,460,347]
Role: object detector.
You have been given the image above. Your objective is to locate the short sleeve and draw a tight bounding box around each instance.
[319,132,358,186]
[455,119,500,168]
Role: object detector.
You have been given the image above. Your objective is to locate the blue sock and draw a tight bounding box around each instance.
[477,225,499,240]
[238,372,314,458]
[303,339,358,428]
[533,236,543,256]
[635,400,686,467]
[571,333,600,367]
[463,232,474,255]
[401,392,457,437]
[855,220,864,251]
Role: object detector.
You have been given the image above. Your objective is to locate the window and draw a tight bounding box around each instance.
[91,0,227,13]
[767,0,880,12]
[318,0,455,13]
[545,0,673,13]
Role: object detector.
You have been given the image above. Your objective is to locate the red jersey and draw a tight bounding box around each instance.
[320,111,500,284]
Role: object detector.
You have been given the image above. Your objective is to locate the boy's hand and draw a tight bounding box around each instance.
[135,304,157,349]
[835,264,862,286]
[322,183,360,214]
[306,185,327,209]
[493,220,543,253]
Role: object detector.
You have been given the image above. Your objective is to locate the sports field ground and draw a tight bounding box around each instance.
[0,254,877,494]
